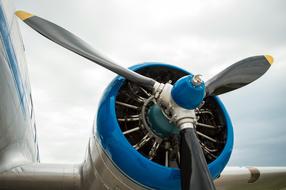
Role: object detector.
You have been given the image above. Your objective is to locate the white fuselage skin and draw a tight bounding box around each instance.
[0,0,38,172]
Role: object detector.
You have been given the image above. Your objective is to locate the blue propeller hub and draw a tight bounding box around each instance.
[171,75,205,110]
[148,105,179,137]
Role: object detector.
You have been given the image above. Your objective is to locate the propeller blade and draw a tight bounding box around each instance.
[205,55,273,96]
[180,128,216,190]
[15,11,156,89]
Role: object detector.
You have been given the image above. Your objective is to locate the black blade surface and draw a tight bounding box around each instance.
[16,11,156,89]
[180,128,216,190]
[206,55,273,96]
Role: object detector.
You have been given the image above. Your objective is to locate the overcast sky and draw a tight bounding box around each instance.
[11,0,286,166]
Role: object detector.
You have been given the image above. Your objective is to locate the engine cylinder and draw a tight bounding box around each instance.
[95,63,233,190]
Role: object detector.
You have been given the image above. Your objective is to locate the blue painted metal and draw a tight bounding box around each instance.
[148,105,179,138]
[171,75,205,109]
[0,2,27,115]
[95,62,234,190]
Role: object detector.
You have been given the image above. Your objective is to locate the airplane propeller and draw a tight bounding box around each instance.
[16,10,273,190]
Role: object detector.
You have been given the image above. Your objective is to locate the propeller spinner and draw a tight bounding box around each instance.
[16,10,273,190]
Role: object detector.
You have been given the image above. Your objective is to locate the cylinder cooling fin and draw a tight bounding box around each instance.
[96,63,233,190]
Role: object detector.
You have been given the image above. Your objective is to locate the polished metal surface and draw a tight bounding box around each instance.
[81,137,148,190]
[191,74,203,86]
[215,167,286,190]
[0,164,81,190]
[0,0,38,173]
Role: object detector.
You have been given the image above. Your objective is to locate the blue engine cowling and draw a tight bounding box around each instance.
[95,63,233,190]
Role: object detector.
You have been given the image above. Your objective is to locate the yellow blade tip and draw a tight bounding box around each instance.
[265,55,274,65]
[15,10,33,21]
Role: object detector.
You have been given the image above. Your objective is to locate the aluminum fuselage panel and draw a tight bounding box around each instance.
[0,0,38,172]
